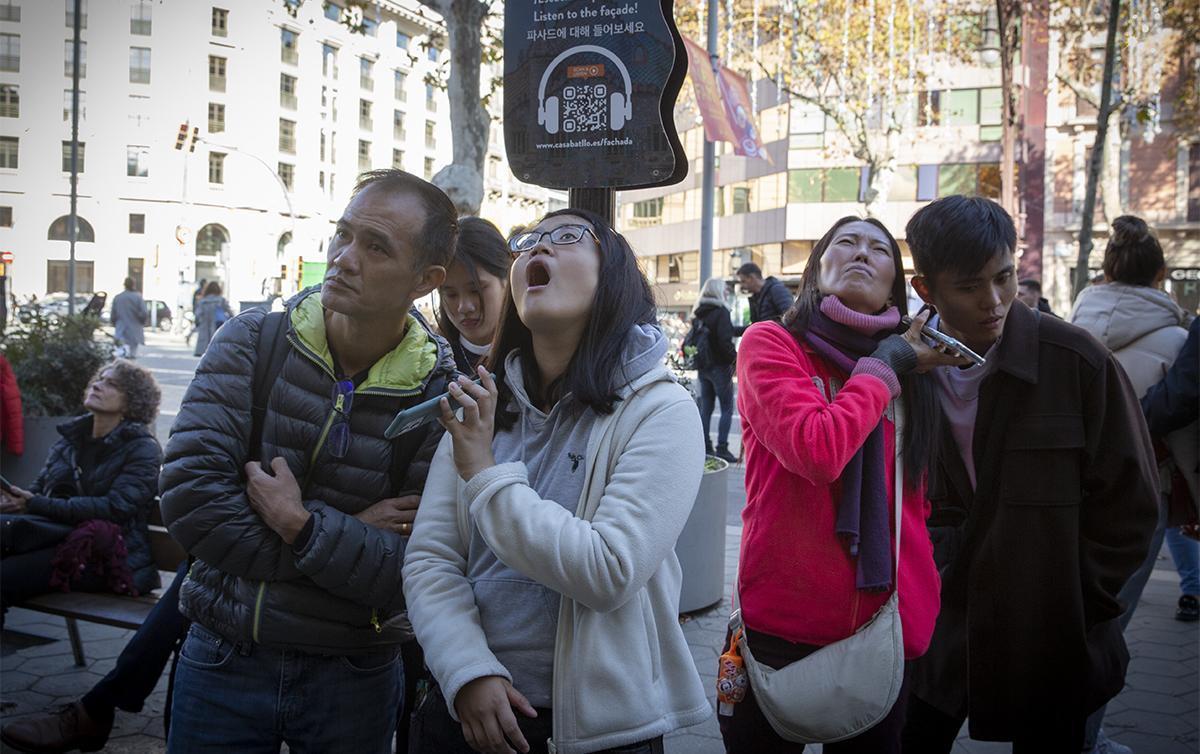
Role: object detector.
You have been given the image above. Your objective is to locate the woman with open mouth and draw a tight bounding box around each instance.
[404,209,710,754]
[437,217,513,375]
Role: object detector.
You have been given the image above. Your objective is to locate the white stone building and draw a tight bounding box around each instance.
[0,0,561,315]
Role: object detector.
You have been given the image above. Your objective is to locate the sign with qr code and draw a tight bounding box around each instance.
[504,0,687,190]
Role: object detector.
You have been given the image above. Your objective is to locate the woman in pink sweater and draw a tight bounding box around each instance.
[720,217,968,753]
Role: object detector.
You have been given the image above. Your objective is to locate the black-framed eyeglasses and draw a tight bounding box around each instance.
[509,224,599,255]
[327,379,355,459]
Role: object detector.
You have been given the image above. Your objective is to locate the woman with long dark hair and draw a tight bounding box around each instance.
[721,217,966,752]
[436,217,512,373]
[192,281,233,357]
[404,208,710,754]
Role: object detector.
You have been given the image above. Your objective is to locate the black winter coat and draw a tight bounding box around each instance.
[692,303,737,367]
[160,289,454,654]
[912,302,1159,740]
[26,416,163,594]
[749,276,793,324]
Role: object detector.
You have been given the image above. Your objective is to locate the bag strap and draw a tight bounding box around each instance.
[248,311,290,463]
[732,398,906,628]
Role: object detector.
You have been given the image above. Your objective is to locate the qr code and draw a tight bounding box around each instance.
[561,84,608,133]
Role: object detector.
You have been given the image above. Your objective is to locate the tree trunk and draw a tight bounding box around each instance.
[863,132,899,218]
[420,0,490,215]
[1073,0,1122,299]
[997,0,1020,220]
[1099,110,1124,223]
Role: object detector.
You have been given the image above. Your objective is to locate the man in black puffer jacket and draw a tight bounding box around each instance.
[160,170,458,754]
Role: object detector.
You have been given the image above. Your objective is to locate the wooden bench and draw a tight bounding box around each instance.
[18,508,187,667]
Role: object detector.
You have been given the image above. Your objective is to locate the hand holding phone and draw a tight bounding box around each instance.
[901,315,986,367]
[385,374,493,438]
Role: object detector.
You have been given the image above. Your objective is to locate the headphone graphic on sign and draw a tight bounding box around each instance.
[537,44,633,135]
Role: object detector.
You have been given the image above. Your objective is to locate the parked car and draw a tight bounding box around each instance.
[16,293,95,323]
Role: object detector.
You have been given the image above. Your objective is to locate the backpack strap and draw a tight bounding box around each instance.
[248,311,290,463]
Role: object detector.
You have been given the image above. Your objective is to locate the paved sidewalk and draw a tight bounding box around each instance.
[2,342,1196,753]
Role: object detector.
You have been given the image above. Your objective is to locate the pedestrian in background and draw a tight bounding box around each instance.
[111,277,147,359]
[404,209,709,754]
[436,216,511,374]
[191,281,233,357]
[725,217,960,753]
[0,353,23,458]
[1070,215,1198,753]
[902,196,1158,753]
[691,277,738,462]
[1016,278,1057,317]
[734,262,793,333]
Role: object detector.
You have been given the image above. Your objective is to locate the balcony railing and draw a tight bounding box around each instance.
[281,92,297,109]
[209,75,226,92]
[282,47,298,65]
[360,116,373,131]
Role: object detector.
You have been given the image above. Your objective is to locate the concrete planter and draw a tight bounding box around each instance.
[1,416,69,488]
[675,456,730,613]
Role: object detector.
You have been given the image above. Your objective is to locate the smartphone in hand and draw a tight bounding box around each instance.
[384,374,492,438]
[901,316,987,367]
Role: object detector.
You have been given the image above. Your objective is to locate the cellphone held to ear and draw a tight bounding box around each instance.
[385,374,494,438]
[901,316,987,367]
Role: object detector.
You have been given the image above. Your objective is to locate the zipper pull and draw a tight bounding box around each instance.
[335,393,345,411]
[370,609,382,633]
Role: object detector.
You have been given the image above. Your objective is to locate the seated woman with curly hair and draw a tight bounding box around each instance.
[1,359,164,608]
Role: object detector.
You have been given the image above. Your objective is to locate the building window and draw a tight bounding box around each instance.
[208,151,225,184]
[426,46,438,63]
[357,139,371,170]
[129,213,145,233]
[47,261,95,294]
[360,56,374,90]
[131,1,151,35]
[126,145,149,177]
[64,40,86,78]
[0,1,19,23]
[330,130,337,163]
[61,141,85,173]
[0,33,17,72]
[318,170,325,188]
[396,31,410,50]
[279,118,296,153]
[324,2,340,21]
[394,70,407,101]
[392,148,403,169]
[917,90,941,127]
[393,110,405,140]
[47,215,95,242]
[280,73,297,109]
[319,131,326,161]
[425,120,435,149]
[209,55,226,91]
[361,17,378,36]
[424,156,434,179]
[732,186,752,214]
[322,43,337,78]
[211,7,228,37]
[0,206,11,227]
[129,46,151,84]
[359,99,373,130]
[63,89,86,121]
[425,83,436,111]
[0,85,17,118]
[278,162,294,191]
[281,28,298,65]
[208,102,225,133]
[65,0,86,29]
[0,136,18,169]
[631,198,663,224]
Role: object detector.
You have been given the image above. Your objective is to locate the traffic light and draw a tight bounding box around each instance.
[174,122,189,150]
[189,126,199,152]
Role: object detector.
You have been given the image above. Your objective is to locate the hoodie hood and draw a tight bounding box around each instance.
[502,323,672,412]
[1070,282,1187,352]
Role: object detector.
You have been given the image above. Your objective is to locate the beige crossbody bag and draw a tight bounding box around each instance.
[729,401,906,743]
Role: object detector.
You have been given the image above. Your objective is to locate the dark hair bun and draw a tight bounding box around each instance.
[1103,215,1163,287]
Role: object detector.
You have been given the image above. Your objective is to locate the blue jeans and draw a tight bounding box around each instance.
[167,623,402,754]
[698,364,734,449]
[1166,526,1200,595]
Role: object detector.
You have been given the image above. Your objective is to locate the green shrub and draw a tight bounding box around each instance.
[2,311,113,417]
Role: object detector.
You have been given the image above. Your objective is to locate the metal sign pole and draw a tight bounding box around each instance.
[67,0,82,314]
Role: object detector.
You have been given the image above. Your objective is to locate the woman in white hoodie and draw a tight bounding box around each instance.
[1069,214,1198,753]
[403,208,710,754]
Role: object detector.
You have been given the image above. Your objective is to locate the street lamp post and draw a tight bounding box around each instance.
[67,0,82,315]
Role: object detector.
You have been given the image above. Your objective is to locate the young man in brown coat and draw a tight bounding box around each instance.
[900,196,1159,752]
